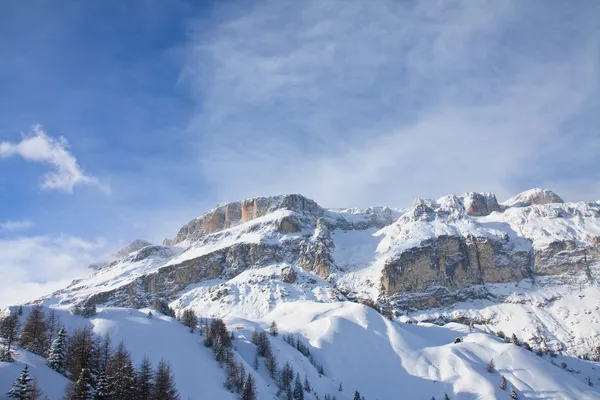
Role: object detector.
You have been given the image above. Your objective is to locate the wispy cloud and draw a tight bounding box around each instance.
[0,235,106,307]
[183,0,600,206]
[0,125,110,194]
[0,220,34,231]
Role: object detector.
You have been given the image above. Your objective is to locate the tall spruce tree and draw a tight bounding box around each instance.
[94,371,111,400]
[241,374,257,400]
[304,374,311,392]
[293,373,304,400]
[97,332,112,374]
[6,364,32,400]
[107,341,136,400]
[353,391,361,400]
[136,356,154,400]
[154,359,180,400]
[46,309,60,345]
[69,368,95,400]
[0,313,20,361]
[47,326,68,374]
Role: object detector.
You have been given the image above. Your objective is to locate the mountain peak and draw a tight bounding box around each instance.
[171,194,323,244]
[89,239,153,270]
[503,188,564,207]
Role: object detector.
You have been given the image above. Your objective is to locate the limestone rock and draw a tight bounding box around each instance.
[504,188,564,208]
[172,194,323,244]
[460,192,501,216]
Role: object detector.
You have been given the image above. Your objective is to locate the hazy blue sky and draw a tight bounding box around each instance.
[0,0,598,305]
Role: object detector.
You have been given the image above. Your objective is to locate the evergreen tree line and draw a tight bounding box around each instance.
[282,333,325,375]
[56,324,180,399]
[2,305,181,400]
[1,306,61,362]
[181,309,257,400]
[254,325,339,400]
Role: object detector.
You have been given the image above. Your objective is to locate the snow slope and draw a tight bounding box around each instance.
[5,301,598,400]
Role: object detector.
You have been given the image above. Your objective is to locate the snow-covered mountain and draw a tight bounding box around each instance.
[3,188,600,399]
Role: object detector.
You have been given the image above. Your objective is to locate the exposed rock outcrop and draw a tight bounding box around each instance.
[298,218,335,279]
[380,234,531,293]
[504,188,564,208]
[172,194,323,244]
[460,192,501,216]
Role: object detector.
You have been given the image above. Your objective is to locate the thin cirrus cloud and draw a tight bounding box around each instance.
[182,0,600,207]
[0,220,35,231]
[0,125,110,194]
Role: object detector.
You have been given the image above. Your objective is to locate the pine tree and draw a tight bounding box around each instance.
[265,352,277,378]
[303,374,311,392]
[67,326,96,380]
[46,310,60,347]
[107,341,136,400]
[269,321,278,336]
[17,306,23,316]
[98,332,112,374]
[70,368,95,400]
[511,334,520,346]
[0,313,20,362]
[180,309,198,333]
[338,383,343,392]
[6,364,32,399]
[353,391,361,400]
[487,359,495,373]
[94,372,111,400]
[147,311,153,319]
[241,374,257,400]
[236,364,246,394]
[47,326,68,374]
[225,359,240,392]
[510,387,518,399]
[444,393,450,400]
[284,386,293,400]
[136,356,154,400]
[293,373,304,400]
[154,359,180,400]
[28,378,43,400]
[253,354,259,370]
[20,305,49,356]
[500,375,507,390]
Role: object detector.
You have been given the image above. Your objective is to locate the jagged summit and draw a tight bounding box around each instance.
[503,188,564,207]
[170,194,323,245]
[88,239,153,270]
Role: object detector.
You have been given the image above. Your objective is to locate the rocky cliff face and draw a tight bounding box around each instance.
[49,189,600,316]
[171,194,323,245]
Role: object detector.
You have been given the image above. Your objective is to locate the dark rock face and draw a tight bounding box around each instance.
[381,235,532,294]
[461,192,501,216]
[298,218,335,279]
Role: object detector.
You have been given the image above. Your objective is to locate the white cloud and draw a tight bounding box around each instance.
[0,235,106,307]
[0,125,110,194]
[0,220,34,231]
[183,0,600,207]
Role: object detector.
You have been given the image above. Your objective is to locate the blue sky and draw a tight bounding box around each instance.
[0,0,599,305]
